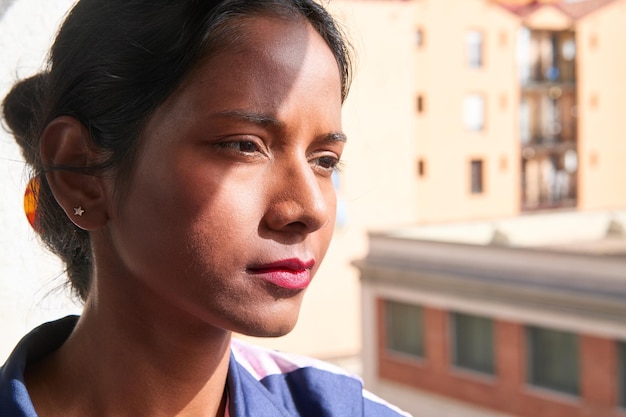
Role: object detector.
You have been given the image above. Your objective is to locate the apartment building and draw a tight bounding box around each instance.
[413,0,626,222]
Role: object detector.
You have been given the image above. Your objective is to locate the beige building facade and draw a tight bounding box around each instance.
[413,0,521,222]
[412,0,626,221]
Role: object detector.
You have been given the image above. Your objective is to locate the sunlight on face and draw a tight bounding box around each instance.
[99,16,345,337]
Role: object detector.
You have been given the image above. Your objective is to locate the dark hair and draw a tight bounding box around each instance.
[2,0,353,300]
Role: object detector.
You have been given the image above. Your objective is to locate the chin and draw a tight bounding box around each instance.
[228,307,301,338]
[243,328,293,338]
[239,315,300,338]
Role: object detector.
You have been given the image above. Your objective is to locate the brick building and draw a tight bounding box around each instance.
[357,211,626,417]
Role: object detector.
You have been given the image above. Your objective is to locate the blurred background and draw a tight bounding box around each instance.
[2,0,626,416]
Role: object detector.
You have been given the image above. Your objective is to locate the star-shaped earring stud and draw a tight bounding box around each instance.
[74,206,85,217]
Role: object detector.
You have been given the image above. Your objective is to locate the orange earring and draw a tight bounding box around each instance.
[23,177,40,232]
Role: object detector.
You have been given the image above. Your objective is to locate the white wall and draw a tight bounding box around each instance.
[0,0,82,363]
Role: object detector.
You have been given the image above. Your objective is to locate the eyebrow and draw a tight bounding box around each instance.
[215,110,285,129]
[324,132,348,143]
[214,110,348,143]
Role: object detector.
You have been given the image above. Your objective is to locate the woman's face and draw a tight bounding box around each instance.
[98,16,344,337]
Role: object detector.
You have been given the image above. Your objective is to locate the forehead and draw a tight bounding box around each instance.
[171,15,342,115]
[204,16,337,80]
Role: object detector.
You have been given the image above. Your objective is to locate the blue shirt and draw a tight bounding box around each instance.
[0,316,410,416]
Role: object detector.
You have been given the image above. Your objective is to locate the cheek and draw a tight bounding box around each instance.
[192,173,264,226]
[184,179,266,258]
[111,159,214,264]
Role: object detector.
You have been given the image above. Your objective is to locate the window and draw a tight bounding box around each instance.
[617,342,626,408]
[518,29,576,84]
[470,160,483,194]
[466,30,483,68]
[520,89,576,145]
[527,326,579,396]
[386,300,425,358]
[463,94,485,131]
[416,28,424,47]
[417,94,425,113]
[452,312,495,375]
[521,150,578,210]
[417,159,426,177]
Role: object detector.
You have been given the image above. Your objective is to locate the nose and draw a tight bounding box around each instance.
[263,158,333,236]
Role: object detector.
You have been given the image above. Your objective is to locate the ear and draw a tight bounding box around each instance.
[41,116,109,231]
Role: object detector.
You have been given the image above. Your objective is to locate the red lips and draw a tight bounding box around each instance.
[247,258,315,290]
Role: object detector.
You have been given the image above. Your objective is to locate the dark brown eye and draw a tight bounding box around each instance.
[310,155,341,176]
[219,140,260,154]
[316,156,338,170]
[237,141,259,153]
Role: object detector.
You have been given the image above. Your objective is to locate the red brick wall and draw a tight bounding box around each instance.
[376,298,625,417]
[579,335,618,416]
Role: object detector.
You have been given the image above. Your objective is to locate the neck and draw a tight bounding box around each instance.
[26,280,232,417]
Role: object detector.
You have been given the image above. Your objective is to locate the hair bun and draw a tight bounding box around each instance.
[2,73,47,165]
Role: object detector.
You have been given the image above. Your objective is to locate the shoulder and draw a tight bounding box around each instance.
[229,338,411,417]
[0,316,77,417]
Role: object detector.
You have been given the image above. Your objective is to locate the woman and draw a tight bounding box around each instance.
[0,1,409,416]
